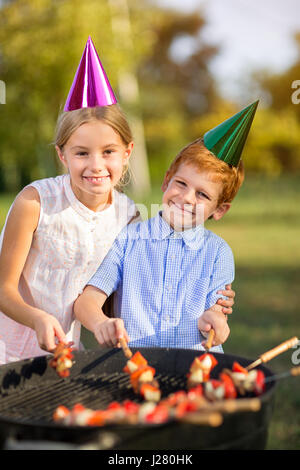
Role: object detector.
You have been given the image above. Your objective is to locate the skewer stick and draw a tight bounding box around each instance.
[204,329,215,350]
[203,398,261,414]
[119,337,133,359]
[246,336,299,370]
[180,411,223,427]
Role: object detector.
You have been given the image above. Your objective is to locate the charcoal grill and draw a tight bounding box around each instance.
[0,348,276,450]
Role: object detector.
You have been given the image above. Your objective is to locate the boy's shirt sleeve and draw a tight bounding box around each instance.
[204,241,235,311]
[87,227,129,296]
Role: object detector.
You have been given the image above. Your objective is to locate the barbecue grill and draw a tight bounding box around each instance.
[0,348,276,450]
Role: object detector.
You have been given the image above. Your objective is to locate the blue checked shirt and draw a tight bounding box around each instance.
[87,213,234,352]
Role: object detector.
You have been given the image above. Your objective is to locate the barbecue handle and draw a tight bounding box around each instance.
[259,337,299,363]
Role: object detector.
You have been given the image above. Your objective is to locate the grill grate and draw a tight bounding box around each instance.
[0,372,187,425]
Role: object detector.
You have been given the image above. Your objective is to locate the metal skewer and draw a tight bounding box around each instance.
[263,366,300,384]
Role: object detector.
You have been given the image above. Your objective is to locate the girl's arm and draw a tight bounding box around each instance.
[74,285,129,347]
[0,186,66,351]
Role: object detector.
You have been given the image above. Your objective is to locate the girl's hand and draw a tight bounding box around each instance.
[93,318,130,348]
[198,306,230,347]
[216,284,235,315]
[32,311,67,352]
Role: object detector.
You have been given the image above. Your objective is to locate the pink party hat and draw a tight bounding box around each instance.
[64,36,117,111]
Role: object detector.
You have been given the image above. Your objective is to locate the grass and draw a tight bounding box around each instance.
[1,174,300,449]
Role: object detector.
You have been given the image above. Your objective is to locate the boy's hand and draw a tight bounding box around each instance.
[93,318,130,348]
[217,284,235,315]
[198,306,230,347]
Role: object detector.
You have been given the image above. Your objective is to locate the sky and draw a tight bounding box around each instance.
[155,0,300,101]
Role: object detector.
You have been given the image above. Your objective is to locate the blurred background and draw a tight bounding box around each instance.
[0,0,299,449]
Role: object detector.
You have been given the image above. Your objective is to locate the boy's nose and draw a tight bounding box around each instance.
[183,188,196,205]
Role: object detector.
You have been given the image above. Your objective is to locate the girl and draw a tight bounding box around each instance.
[0,38,234,364]
[0,104,139,362]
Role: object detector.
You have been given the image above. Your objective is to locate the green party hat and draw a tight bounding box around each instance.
[203,100,259,167]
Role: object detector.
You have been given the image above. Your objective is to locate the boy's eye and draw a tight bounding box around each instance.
[197,191,209,200]
[175,180,186,186]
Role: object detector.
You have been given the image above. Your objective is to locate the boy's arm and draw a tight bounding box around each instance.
[74,226,131,347]
[74,285,129,347]
[198,242,235,347]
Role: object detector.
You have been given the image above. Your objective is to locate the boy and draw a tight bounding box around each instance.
[74,101,258,352]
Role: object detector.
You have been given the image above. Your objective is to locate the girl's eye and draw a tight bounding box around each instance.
[176,180,186,186]
[76,151,88,156]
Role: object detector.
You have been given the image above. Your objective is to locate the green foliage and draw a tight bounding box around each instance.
[0,0,299,192]
[0,0,152,191]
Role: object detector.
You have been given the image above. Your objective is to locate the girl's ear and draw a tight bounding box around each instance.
[55,145,68,169]
[124,141,134,163]
[161,171,171,192]
[211,203,231,221]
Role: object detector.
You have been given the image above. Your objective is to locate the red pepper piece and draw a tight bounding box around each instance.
[86,410,108,426]
[187,384,204,400]
[123,400,140,414]
[53,405,70,421]
[107,401,122,411]
[232,361,248,375]
[145,404,169,424]
[123,351,148,373]
[220,372,237,399]
[165,390,187,407]
[72,403,86,413]
[198,353,218,369]
[254,370,266,396]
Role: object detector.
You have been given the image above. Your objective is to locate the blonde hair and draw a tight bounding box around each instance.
[166,138,245,205]
[54,104,133,188]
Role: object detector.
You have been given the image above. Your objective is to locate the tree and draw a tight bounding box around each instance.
[0,0,152,192]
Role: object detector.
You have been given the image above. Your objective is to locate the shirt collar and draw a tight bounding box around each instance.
[150,212,205,250]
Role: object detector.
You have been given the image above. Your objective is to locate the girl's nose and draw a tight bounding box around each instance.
[89,154,105,171]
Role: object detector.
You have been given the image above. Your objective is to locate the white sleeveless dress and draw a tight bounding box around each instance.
[0,174,138,364]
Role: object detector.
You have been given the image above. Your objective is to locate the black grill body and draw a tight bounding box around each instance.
[0,348,276,449]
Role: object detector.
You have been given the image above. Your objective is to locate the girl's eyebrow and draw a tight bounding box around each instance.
[71,143,119,150]
[71,145,88,150]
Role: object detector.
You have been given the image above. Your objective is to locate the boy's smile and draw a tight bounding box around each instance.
[161,163,231,231]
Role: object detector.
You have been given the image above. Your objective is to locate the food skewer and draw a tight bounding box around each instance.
[119,337,133,359]
[262,365,300,384]
[204,329,215,350]
[246,336,299,370]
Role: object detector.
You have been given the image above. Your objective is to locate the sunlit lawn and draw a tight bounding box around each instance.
[0,174,300,449]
